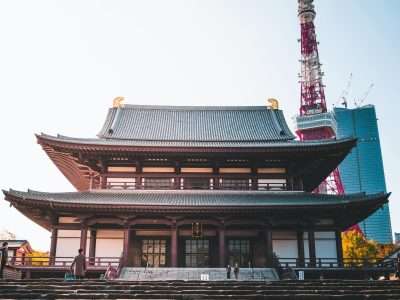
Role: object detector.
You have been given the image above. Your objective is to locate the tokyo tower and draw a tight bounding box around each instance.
[295,0,345,195]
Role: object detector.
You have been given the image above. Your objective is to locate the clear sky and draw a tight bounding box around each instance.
[0,0,399,251]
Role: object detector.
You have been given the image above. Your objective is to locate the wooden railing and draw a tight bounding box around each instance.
[6,256,396,270]
[277,257,397,269]
[6,256,120,268]
[106,179,288,191]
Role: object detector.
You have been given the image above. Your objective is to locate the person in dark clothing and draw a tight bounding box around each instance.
[0,242,9,279]
[233,262,239,280]
[226,264,232,279]
[396,253,400,279]
[70,248,86,280]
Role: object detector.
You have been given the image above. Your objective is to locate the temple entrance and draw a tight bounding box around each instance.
[228,239,251,267]
[140,239,167,267]
[184,239,210,267]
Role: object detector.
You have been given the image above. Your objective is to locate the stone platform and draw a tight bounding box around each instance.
[119,267,279,281]
[1,279,400,299]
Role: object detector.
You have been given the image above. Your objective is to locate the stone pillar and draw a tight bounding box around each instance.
[335,230,343,267]
[49,228,58,266]
[297,231,305,267]
[171,225,178,267]
[265,228,273,267]
[218,226,226,267]
[308,231,316,267]
[89,230,97,266]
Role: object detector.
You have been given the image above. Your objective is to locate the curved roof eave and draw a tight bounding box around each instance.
[36,132,357,151]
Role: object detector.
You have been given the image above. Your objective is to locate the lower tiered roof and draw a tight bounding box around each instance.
[3,189,389,231]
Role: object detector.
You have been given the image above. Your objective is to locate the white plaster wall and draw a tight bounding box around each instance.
[315,231,337,259]
[55,230,81,264]
[273,240,298,258]
[315,240,337,259]
[95,230,124,265]
[303,240,310,259]
[272,231,298,266]
[315,231,337,266]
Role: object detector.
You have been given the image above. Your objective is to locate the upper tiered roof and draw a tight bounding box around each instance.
[34,104,358,191]
[97,105,295,144]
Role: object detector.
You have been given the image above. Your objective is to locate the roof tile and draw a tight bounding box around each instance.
[97,105,295,142]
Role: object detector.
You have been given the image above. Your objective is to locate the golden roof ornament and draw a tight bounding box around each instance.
[267,98,279,110]
[112,96,125,108]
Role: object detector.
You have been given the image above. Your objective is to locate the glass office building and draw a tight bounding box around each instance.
[335,105,392,243]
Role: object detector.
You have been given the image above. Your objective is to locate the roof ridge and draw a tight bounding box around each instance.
[120,104,276,111]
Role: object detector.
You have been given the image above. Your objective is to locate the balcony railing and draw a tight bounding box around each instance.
[6,256,120,268]
[6,256,396,270]
[106,178,288,191]
[276,257,397,269]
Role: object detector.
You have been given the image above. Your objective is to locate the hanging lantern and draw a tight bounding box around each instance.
[192,222,203,239]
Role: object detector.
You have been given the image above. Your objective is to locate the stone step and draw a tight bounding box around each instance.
[119,267,279,281]
[1,279,400,300]
[2,285,400,291]
[1,293,400,300]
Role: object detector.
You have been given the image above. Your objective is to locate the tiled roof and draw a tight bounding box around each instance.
[0,240,28,248]
[38,133,355,149]
[3,189,388,207]
[97,105,296,142]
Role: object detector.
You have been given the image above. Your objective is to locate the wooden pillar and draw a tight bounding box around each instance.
[123,228,130,265]
[288,176,294,191]
[218,226,226,267]
[213,167,219,190]
[265,228,273,267]
[89,230,97,265]
[80,227,87,254]
[297,231,305,267]
[308,231,316,267]
[335,230,343,267]
[101,175,107,189]
[49,228,58,266]
[171,225,178,267]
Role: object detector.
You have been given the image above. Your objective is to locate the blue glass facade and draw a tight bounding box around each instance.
[334,105,392,244]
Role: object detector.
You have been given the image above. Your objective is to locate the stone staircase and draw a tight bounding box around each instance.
[119,267,279,281]
[1,279,400,299]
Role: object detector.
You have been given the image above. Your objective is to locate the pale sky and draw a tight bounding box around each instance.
[0,0,399,251]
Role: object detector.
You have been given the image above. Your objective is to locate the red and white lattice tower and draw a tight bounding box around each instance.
[295,0,344,195]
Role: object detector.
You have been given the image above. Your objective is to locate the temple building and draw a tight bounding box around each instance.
[3,103,389,269]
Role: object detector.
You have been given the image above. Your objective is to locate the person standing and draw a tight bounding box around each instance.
[226,264,232,279]
[0,242,9,279]
[70,248,86,280]
[233,262,239,280]
[396,253,400,280]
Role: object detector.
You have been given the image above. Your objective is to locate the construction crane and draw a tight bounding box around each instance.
[337,73,353,109]
[354,83,374,107]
